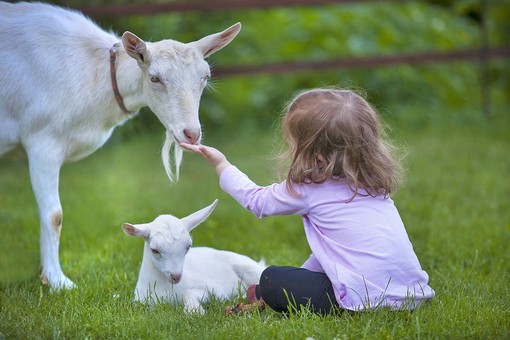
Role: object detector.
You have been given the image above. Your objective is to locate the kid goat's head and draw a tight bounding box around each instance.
[121,23,241,181]
[121,200,218,283]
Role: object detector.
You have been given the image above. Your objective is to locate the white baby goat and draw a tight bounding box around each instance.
[0,2,241,291]
[121,200,265,314]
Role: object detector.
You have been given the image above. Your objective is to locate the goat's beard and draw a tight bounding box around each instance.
[161,131,183,182]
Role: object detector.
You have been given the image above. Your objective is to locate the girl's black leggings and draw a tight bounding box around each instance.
[255,265,340,315]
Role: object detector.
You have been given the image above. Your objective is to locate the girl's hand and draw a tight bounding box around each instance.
[180,143,231,176]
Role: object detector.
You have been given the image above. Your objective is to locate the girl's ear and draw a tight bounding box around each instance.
[316,154,326,169]
[121,223,150,238]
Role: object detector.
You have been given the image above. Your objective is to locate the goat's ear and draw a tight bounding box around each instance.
[122,223,150,238]
[194,23,241,58]
[122,31,151,64]
[182,199,219,232]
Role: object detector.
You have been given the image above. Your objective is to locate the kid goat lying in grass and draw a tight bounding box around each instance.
[122,200,266,314]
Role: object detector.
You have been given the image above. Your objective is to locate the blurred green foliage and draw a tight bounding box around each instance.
[57,1,509,132]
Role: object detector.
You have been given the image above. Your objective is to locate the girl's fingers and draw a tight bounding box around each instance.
[179,142,190,150]
[180,142,200,153]
[199,147,218,163]
[179,142,227,174]
[180,143,210,161]
[199,146,213,157]
[180,143,222,165]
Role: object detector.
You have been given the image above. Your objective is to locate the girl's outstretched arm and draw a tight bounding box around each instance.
[180,143,232,176]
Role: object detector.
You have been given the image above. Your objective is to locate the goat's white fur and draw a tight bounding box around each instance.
[0,2,241,291]
[122,200,266,314]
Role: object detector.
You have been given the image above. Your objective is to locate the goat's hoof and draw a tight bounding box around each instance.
[42,273,77,292]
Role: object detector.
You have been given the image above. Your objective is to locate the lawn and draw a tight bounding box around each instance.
[0,105,509,339]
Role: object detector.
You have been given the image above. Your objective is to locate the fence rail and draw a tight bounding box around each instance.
[212,47,510,76]
[77,0,507,118]
[79,0,392,17]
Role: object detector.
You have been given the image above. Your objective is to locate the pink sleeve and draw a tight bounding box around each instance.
[219,165,308,217]
[301,253,325,273]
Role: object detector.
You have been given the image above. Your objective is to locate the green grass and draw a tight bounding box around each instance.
[1,105,509,339]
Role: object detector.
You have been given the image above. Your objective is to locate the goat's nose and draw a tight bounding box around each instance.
[170,273,182,283]
[183,129,200,145]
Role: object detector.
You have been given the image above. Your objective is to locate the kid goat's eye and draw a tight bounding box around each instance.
[151,248,160,255]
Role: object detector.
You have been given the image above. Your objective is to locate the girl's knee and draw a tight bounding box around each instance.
[259,265,287,287]
[260,265,278,280]
[259,265,293,301]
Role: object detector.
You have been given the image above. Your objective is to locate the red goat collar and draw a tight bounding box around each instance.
[109,46,131,114]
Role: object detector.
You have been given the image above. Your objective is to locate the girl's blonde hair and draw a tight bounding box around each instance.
[279,88,402,200]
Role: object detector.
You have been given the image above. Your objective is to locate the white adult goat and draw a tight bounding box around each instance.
[122,200,266,314]
[0,2,241,291]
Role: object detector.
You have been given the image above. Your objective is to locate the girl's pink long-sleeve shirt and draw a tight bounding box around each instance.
[220,165,434,311]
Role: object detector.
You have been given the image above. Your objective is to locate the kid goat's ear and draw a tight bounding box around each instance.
[121,223,150,238]
[181,199,219,232]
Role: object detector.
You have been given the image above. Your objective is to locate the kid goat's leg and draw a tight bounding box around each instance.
[27,147,75,291]
[183,291,206,314]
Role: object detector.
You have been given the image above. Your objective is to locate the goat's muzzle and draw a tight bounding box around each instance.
[170,273,182,283]
[183,129,201,145]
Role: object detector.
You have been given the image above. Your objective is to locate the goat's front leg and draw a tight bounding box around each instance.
[27,147,75,291]
[183,290,206,314]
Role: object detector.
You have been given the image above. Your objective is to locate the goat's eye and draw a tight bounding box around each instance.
[151,248,160,256]
[149,75,161,83]
[185,245,191,253]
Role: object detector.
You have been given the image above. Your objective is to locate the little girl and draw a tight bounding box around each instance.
[181,88,434,314]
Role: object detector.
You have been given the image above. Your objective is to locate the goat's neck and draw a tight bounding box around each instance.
[111,50,146,115]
